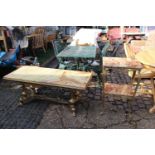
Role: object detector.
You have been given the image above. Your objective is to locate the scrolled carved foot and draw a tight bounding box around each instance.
[149,106,155,114]
[18,97,24,106]
[69,104,76,117]
[69,91,81,103]
[68,91,81,116]
[18,102,23,106]
[22,91,26,95]
[19,95,27,105]
[69,97,79,104]
[34,87,39,93]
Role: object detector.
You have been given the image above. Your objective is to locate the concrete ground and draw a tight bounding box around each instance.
[0,45,155,129]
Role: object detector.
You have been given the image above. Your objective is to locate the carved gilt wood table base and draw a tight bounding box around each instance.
[19,83,81,116]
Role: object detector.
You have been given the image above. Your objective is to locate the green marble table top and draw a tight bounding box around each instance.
[57,45,96,59]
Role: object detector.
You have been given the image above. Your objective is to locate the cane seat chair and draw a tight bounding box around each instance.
[31,27,46,55]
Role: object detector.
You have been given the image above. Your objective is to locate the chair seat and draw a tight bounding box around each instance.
[58,63,66,69]
[91,60,100,66]
[128,68,155,78]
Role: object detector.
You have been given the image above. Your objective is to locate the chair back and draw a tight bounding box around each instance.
[124,43,136,59]
[131,40,146,46]
[110,40,121,57]
[101,41,111,57]
[34,27,45,35]
[31,34,44,49]
[52,40,65,57]
[51,40,67,69]
[143,30,155,47]
[31,27,45,49]
[0,27,8,51]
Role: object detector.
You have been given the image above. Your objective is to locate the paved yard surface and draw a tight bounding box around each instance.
[0,81,49,129]
[0,45,155,129]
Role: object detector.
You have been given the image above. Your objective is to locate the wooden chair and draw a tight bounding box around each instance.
[31,27,46,56]
[0,27,8,52]
[52,40,65,55]
[45,33,57,48]
[124,42,136,58]
[124,43,155,78]
[130,40,146,46]
[124,43,155,113]
[100,40,121,57]
[100,41,111,57]
[51,40,70,69]
[130,30,155,47]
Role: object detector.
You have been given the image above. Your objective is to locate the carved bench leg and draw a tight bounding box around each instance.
[18,84,83,116]
[19,84,36,106]
[69,104,76,117]
[69,90,81,116]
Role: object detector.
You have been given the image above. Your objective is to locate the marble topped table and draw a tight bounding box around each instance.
[4,66,93,116]
[57,45,97,59]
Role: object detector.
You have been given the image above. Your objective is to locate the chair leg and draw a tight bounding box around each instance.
[131,70,136,84]
[44,40,48,50]
[132,69,141,97]
[43,46,46,53]
[128,99,134,114]
[101,71,106,105]
[149,78,155,113]
[32,49,36,57]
